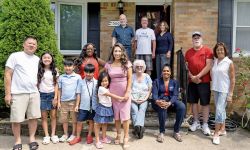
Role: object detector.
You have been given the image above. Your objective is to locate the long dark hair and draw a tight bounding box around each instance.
[75,43,98,67]
[108,43,129,71]
[96,71,111,102]
[37,52,57,86]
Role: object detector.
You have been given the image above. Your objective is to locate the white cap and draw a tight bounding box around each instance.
[192,31,202,37]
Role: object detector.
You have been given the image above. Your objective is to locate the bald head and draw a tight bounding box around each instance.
[119,14,127,27]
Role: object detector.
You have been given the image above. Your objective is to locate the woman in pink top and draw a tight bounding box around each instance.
[105,43,132,149]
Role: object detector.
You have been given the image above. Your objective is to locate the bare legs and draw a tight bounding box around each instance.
[41,109,57,137]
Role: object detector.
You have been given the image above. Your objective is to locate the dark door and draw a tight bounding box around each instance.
[87,3,100,57]
[136,5,171,79]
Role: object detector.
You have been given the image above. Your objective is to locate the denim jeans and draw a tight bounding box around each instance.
[131,101,148,127]
[213,91,228,123]
[124,46,132,60]
[156,54,170,79]
[153,100,185,133]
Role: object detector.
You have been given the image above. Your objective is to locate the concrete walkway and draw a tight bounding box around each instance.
[1,128,250,150]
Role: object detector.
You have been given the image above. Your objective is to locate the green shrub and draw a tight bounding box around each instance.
[0,0,63,108]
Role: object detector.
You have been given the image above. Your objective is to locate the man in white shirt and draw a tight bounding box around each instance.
[4,36,40,150]
[134,16,156,75]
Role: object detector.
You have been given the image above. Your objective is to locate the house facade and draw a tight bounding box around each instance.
[51,0,250,114]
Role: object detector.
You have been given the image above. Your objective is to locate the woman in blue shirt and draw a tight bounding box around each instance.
[152,64,185,143]
[155,21,173,79]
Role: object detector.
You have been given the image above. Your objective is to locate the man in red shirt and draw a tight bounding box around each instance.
[185,31,213,136]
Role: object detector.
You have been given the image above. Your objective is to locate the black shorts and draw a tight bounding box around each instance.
[187,82,211,106]
[77,109,96,122]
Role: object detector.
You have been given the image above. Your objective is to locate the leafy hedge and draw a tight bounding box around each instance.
[0,0,63,108]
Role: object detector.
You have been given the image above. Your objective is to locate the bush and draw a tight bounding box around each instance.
[0,0,63,108]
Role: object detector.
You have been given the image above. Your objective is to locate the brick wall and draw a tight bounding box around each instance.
[100,2,135,61]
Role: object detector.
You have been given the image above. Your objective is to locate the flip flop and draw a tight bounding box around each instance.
[29,142,39,150]
[13,144,22,150]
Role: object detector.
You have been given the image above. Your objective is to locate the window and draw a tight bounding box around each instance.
[234,0,250,55]
[60,4,82,51]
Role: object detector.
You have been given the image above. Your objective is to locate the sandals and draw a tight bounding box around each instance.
[123,137,129,149]
[29,142,39,150]
[13,144,22,150]
[42,136,50,145]
[156,133,164,143]
[114,134,121,145]
[173,133,183,142]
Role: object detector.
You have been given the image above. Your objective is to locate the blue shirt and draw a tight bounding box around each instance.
[152,78,179,103]
[58,72,81,101]
[76,78,98,111]
[112,25,134,46]
[156,32,173,54]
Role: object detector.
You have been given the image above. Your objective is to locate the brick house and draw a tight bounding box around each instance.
[51,0,250,115]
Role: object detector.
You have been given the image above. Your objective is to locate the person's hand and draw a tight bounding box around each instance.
[124,92,130,101]
[191,75,201,84]
[163,102,172,109]
[137,99,144,104]
[52,98,57,108]
[74,106,79,112]
[166,51,171,58]
[57,103,61,110]
[120,97,126,102]
[156,100,164,107]
[152,53,155,59]
[5,94,12,107]
[227,95,233,103]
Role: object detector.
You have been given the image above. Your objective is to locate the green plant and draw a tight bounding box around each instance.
[0,0,63,108]
[234,48,250,109]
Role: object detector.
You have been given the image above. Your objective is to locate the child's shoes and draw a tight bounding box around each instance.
[67,135,76,142]
[42,136,50,145]
[69,137,82,145]
[95,142,104,149]
[51,135,59,144]
[101,137,111,144]
[59,135,68,142]
[86,135,93,144]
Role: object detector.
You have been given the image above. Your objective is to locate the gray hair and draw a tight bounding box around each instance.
[133,59,146,72]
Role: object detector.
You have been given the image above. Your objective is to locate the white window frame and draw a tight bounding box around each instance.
[54,1,87,55]
[233,0,250,57]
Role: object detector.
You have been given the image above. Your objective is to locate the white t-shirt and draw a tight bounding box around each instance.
[5,51,39,94]
[98,86,112,107]
[135,28,156,54]
[39,69,59,93]
[211,57,232,93]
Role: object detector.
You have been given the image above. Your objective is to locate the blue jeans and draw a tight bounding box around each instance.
[124,46,132,60]
[213,91,228,123]
[156,54,170,79]
[153,100,185,133]
[131,101,148,127]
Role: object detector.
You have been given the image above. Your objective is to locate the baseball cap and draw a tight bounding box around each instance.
[192,31,202,37]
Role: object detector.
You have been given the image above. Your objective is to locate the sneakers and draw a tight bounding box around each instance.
[212,136,220,145]
[189,121,201,132]
[95,142,104,149]
[86,135,93,144]
[202,123,211,136]
[67,135,76,142]
[69,137,82,145]
[211,130,227,136]
[42,136,50,145]
[59,135,68,142]
[101,137,112,144]
[51,135,59,144]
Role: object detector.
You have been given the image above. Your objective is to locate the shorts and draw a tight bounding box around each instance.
[40,92,55,111]
[77,109,96,122]
[59,100,77,123]
[213,91,228,123]
[187,82,211,106]
[10,93,41,123]
[135,54,153,70]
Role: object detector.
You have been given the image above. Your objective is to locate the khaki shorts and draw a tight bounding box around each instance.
[59,100,77,123]
[10,93,41,123]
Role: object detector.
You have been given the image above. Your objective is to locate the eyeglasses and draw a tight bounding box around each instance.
[136,66,143,68]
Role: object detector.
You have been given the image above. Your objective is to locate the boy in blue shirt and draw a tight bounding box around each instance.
[69,64,97,145]
[57,59,81,143]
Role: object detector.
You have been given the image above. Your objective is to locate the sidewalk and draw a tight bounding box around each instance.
[1,128,250,150]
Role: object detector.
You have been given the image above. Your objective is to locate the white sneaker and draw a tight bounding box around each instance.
[51,135,59,144]
[59,135,68,142]
[67,135,76,142]
[202,123,211,136]
[42,136,50,145]
[212,136,220,145]
[189,122,201,132]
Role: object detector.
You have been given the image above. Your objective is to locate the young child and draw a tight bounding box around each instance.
[69,63,98,145]
[94,71,125,149]
[57,59,81,143]
[38,52,59,144]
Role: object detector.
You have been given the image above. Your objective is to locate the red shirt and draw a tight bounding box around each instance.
[185,46,213,83]
[78,57,99,80]
[164,83,169,96]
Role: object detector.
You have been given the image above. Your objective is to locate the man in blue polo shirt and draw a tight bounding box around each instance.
[112,14,134,60]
